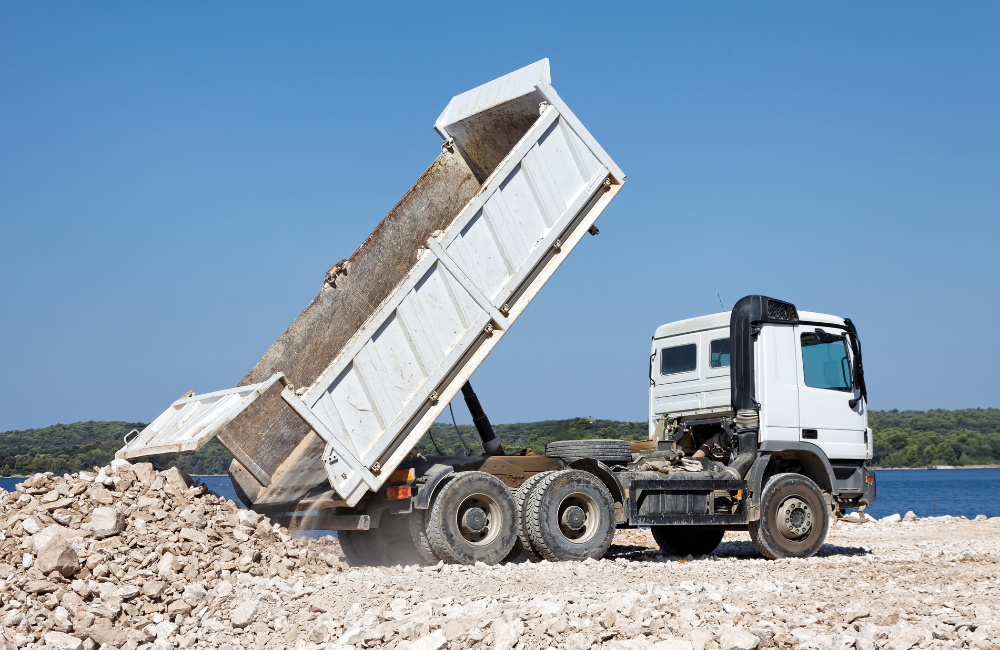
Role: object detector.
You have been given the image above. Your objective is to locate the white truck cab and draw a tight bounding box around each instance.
[645,295,876,560]
[650,308,873,462]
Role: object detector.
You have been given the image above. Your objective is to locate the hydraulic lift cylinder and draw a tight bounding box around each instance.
[461,382,504,456]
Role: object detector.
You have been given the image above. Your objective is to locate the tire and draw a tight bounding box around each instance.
[337,529,382,567]
[502,538,524,563]
[376,512,427,567]
[650,526,725,556]
[545,440,632,464]
[339,512,426,567]
[524,470,617,562]
[749,472,830,560]
[514,471,556,563]
[409,507,440,564]
[424,471,519,565]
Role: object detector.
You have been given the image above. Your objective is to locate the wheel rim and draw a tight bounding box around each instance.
[557,492,601,544]
[456,493,502,546]
[776,495,813,540]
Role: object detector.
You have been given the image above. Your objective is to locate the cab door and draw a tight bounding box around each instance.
[795,325,867,459]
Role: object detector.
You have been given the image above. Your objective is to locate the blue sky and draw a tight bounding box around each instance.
[1,3,998,432]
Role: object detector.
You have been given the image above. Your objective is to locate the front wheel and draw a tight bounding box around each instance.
[749,473,830,559]
[650,526,725,556]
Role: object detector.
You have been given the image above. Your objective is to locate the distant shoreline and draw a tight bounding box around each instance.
[876,465,1000,470]
[3,468,1000,481]
[0,473,232,479]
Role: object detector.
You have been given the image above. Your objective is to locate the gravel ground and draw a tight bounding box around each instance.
[1,462,998,650]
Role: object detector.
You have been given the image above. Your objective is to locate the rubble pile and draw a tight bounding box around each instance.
[1,460,999,650]
[0,461,343,650]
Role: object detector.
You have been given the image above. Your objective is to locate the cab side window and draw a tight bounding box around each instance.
[661,344,696,375]
[710,338,730,368]
[801,333,852,391]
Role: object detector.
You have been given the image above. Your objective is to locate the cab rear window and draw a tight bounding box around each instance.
[661,344,697,375]
[710,338,731,368]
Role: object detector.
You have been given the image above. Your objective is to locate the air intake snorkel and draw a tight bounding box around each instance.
[723,412,759,480]
[724,295,799,479]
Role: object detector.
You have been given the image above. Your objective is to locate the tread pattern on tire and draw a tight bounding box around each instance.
[750,472,829,560]
[545,439,632,463]
[338,529,382,567]
[336,529,364,566]
[409,507,440,564]
[524,472,562,561]
[425,471,517,565]
[524,470,616,562]
[514,471,555,563]
[748,519,775,560]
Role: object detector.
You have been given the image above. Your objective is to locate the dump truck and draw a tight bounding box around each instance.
[118,61,874,565]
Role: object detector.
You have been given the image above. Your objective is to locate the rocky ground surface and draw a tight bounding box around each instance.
[1,462,998,650]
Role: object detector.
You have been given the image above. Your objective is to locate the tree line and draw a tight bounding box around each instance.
[2,408,998,477]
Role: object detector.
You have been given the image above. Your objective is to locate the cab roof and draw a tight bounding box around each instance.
[653,310,845,340]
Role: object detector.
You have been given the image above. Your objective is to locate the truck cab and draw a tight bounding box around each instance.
[646,296,876,555]
[650,307,872,464]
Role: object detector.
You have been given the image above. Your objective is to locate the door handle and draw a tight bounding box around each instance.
[802,429,818,439]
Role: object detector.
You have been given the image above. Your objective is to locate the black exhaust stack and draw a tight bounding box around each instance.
[461,382,504,456]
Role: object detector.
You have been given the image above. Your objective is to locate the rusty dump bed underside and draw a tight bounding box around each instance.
[225,103,545,511]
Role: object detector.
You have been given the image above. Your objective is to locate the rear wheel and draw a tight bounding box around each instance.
[339,513,426,567]
[650,526,724,556]
[525,470,616,562]
[749,472,829,559]
[409,507,440,564]
[514,471,556,563]
[337,529,382,566]
[376,512,426,566]
[424,471,518,565]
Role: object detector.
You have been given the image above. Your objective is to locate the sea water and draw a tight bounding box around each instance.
[3,468,999,520]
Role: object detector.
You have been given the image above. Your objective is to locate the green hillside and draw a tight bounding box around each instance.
[0,421,233,476]
[2,408,998,476]
[869,408,1000,467]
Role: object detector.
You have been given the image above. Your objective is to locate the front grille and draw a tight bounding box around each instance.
[766,299,798,322]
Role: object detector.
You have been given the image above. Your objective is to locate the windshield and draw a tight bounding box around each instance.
[801,333,852,391]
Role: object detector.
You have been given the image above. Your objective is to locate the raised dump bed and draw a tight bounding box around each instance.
[118,59,625,513]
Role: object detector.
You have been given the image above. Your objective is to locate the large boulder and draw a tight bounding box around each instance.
[42,632,82,650]
[132,462,156,486]
[720,627,760,650]
[89,507,126,538]
[162,466,193,494]
[231,600,258,629]
[36,536,79,577]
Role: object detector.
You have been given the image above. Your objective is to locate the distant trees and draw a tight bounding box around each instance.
[3,408,998,476]
[0,421,232,476]
[872,426,1000,467]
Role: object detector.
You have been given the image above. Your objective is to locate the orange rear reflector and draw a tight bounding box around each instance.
[866,475,874,483]
[386,485,412,500]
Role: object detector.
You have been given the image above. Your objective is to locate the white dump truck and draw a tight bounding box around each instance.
[118,61,874,565]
